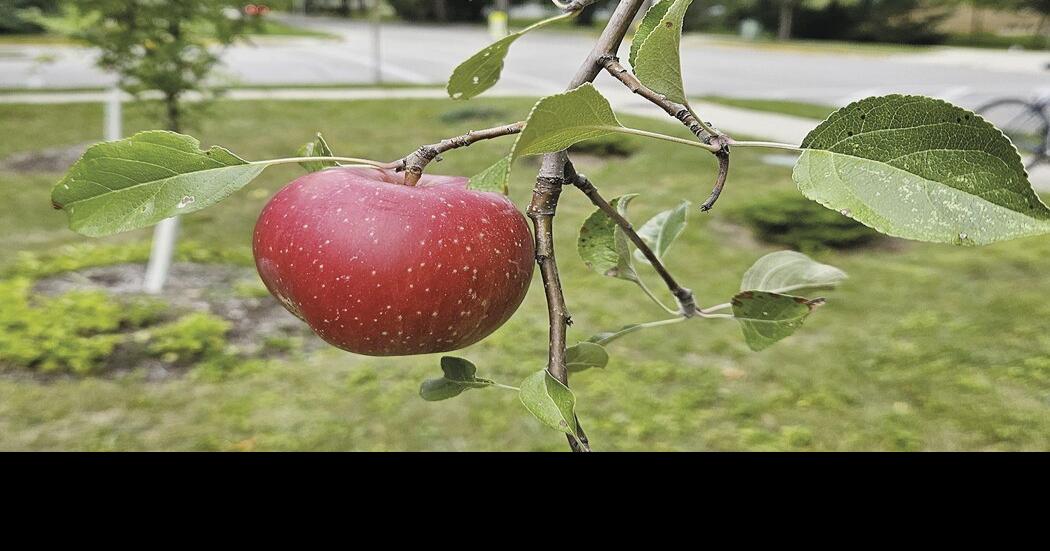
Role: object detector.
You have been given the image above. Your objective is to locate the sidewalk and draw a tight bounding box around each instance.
[3,86,1047,190]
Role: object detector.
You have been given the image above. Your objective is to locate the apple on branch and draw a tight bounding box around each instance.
[253,168,535,356]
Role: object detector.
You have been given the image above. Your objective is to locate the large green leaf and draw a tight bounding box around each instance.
[483,83,625,194]
[794,94,1050,246]
[731,291,824,352]
[629,0,673,69]
[632,0,693,104]
[297,132,339,173]
[578,194,639,282]
[419,356,495,401]
[565,342,610,373]
[51,131,265,237]
[633,200,689,265]
[519,369,579,438]
[447,13,570,100]
[513,83,623,157]
[740,251,846,295]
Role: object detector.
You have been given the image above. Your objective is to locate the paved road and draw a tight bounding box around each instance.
[2,15,1049,110]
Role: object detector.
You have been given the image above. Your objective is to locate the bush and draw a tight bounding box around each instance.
[569,134,639,158]
[724,188,881,251]
[0,0,59,34]
[438,105,510,124]
[3,240,252,280]
[147,313,231,365]
[0,279,160,374]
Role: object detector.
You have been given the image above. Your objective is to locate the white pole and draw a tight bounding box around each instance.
[143,217,180,294]
[371,0,382,84]
[136,81,179,294]
[104,86,121,141]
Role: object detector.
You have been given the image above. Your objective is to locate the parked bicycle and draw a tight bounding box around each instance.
[978,97,1050,171]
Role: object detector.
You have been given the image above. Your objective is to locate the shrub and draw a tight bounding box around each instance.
[724,188,881,251]
[3,241,252,280]
[0,279,133,374]
[147,312,231,365]
[569,134,639,158]
[438,105,510,124]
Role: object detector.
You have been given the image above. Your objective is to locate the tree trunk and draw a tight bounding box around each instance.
[434,0,448,22]
[164,93,182,134]
[778,0,794,41]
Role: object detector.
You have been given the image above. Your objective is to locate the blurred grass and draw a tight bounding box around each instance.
[1,98,1049,451]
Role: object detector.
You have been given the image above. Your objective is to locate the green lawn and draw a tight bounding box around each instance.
[1,98,1049,451]
[697,96,837,121]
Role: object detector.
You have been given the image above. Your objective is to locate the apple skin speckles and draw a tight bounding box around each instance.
[253,167,535,356]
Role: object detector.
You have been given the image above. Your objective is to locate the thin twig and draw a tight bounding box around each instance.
[600,56,719,142]
[700,135,732,212]
[601,56,736,212]
[573,174,698,317]
[528,0,646,452]
[395,121,524,185]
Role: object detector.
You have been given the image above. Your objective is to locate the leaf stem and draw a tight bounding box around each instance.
[607,126,721,152]
[592,317,688,346]
[492,382,521,392]
[260,156,397,169]
[635,277,678,315]
[730,141,803,152]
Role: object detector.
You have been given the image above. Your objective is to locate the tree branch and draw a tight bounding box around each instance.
[573,174,698,317]
[528,0,646,452]
[396,121,524,185]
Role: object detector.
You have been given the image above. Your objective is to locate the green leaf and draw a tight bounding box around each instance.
[740,250,847,295]
[632,0,694,104]
[519,369,579,437]
[565,342,609,373]
[629,0,673,68]
[297,132,339,173]
[794,94,1050,246]
[578,194,639,282]
[51,131,266,237]
[467,154,512,194]
[419,356,495,401]
[447,13,570,100]
[480,83,625,195]
[513,83,623,158]
[731,291,824,352]
[447,33,520,101]
[633,200,689,265]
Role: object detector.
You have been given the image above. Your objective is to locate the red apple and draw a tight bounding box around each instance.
[252,167,535,356]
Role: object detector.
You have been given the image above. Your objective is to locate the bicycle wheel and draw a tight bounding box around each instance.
[977,99,1049,164]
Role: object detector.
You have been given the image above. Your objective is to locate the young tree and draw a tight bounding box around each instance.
[70,0,251,292]
[49,0,1050,451]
